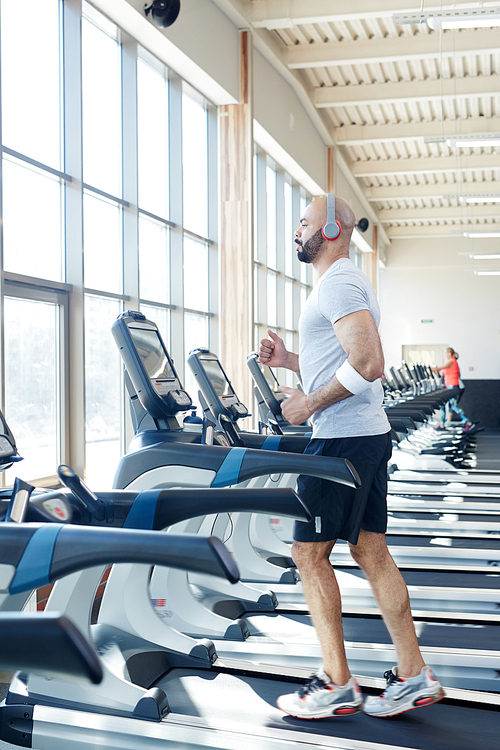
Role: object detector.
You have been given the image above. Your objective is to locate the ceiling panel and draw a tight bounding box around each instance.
[236,0,500,241]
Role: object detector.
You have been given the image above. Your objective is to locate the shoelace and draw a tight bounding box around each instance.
[298,674,329,698]
[380,669,403,698]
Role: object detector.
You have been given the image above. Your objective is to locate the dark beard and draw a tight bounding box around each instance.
[296,228,324,263]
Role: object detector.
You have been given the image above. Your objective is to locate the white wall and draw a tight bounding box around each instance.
[379,236,500,380]
[98,0,241,104]
[253,49,327,192]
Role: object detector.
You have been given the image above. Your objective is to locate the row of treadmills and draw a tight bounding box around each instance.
[0,309,498,750]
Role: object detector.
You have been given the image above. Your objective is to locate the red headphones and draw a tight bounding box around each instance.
[321,193,342,241]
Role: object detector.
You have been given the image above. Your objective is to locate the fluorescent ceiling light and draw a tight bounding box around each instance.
[442,193,500,203]
[428,8,500,30]
[446,135,500,148]
[474,271,500,276]
[463,231,500,238]
[469,254,500,260]
[393,7,500,29]
[459,195,500,204]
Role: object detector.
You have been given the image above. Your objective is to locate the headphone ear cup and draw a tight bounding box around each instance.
[321,221,342,241]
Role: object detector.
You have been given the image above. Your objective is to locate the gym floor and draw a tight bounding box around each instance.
[0,429,498,750]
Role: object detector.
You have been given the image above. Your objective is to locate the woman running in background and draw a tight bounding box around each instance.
[432,347,473,429]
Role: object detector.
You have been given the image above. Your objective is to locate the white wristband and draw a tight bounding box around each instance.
[336,360,372,395]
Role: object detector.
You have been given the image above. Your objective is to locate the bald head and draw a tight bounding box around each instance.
[313,195,356,240]
[295,194,358,272]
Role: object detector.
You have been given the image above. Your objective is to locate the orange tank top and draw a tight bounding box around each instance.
[444,358,460,387]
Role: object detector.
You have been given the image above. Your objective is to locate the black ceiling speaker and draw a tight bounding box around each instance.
[355,218,369,233]
[144,0,181,28]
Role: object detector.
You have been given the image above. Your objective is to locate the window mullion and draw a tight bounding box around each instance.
[63,0,85,475]
[168,73,185,382]
[121,31,139,313]
[275,169,285,335]
[207,103,219,357]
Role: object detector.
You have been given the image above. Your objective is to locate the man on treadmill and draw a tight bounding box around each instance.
[259,194,445,719]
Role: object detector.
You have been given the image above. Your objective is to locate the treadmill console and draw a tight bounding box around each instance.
[112,311,192,419]
[188,348,249,422]
[246,352,285,415]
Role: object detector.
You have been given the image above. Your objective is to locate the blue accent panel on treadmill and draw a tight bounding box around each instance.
[211,448,247,488]
[123,490,163,530]
[261,435,282,451]
[9,524,64,595]
[305,432,312,437]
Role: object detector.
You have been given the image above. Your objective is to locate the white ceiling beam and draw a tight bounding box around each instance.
[315,73,500,109]
[352,154,500,177]
[365,186,453,202]
[285,27,500,70]
[386,225,480,239]
[379,205,500,222]
[335,118,500,146]
[365,182,500,202]
[250,1,489,29]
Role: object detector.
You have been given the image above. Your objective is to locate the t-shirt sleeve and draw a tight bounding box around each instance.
[317,270,369,325]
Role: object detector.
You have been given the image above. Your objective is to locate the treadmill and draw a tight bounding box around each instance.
[1,424,488,696]
[111,310,360,592]
[187,345,500,556]
[1,420,496,747]
[173,348,500,680]
[4,462,496,703]
[2,512,498,750]
[246,351,311,435]
[106,316,500,682]
[111,311,356,492]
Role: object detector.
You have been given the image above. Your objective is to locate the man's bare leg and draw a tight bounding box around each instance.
[292,539,351,686]
[348,529,425,678]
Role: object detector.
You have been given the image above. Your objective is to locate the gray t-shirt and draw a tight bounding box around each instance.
[298,257,390,439]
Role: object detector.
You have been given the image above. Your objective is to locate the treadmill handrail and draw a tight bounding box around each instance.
[0,612,103,684]
[1,524,240,594]
[121,486,312,530]
[114,439,360,490]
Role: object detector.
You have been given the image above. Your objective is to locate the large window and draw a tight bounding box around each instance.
[0,1,218,488]
[182,92,208,237]
[253,151,313,391]
[84,296,122,488]
[137,56,169,219]
[82,5,122,197]
[2,156,64,281]
[0,0,62,168]
[3,294,63,486]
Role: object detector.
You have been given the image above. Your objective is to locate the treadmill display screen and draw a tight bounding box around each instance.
[202,358,236,399]
[129,327,177,381]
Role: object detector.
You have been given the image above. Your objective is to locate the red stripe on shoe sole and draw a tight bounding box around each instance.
[414,696,437,706]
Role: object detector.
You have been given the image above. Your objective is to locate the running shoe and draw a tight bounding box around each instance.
[277,672,363,719]
[364,666,445,718]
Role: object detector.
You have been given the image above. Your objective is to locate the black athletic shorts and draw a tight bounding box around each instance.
[294,431,392,546]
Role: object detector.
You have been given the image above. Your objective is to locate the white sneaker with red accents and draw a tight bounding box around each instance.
[277,672,363,719]
[364,666,445,718]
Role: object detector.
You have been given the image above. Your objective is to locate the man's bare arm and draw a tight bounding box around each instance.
[280,310,384,424]
[306,309,384,411]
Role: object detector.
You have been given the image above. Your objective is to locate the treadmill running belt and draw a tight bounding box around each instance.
[156,670,498,750]
[245,613,500,652]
